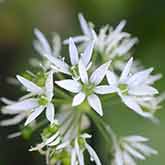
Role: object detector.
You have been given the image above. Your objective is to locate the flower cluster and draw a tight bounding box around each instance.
[1,13,164,165]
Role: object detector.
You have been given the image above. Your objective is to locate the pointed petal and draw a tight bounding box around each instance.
[5,98,39,111]
[94,85,116,94]
[128,68,153,86]
[123,143,145,160]
[78,60,88,84]
[47,55,70,75]
[75,139,85,165]
[44,132,59,146]
[87,94,103,116]
[55,80,81,93]
[72,92,86,106]
[0,114,26,126]
[122,96,152,118]
[17,75,43,94]
[81,41,94,66]
[69,38,79,65]
[120,58,133,82]
[63,36,89,44]
[90,61,111,85]
[129,85,158,96]
[123,151,136,165]
[106,71,118,85]
[78,13,92,37]
[71,149,77,165]
[124,136,148,143]
[85,143,101,165]
[131,143,158,156]
[46,103,55,124]
[45,71,54,100]
[25,106,45,126]
[34,28,51,56]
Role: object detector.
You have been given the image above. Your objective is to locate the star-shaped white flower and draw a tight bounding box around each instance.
[55,60,111,116]
[4,71,55,125]
[71,134,101,165]
[35,29,94,78]
[106,58,159,118]
[112,135,157,165]
[64,14,137,60]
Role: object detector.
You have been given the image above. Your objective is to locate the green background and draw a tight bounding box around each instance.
[0,0,165,164]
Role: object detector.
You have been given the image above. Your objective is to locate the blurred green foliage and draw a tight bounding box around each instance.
[0,0,165,164]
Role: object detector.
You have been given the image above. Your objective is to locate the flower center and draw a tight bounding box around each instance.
[38,95,48,105]
[118,83,128,95]
[82,83,95,96]
[70,65,79,79]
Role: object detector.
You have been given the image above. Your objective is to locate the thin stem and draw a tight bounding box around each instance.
[87,110,118,148]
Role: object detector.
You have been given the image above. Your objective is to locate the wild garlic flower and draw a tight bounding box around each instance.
[64,14,137,62]
[35,30,94,78]
[4,71,55,125]
[1,13,163,165]
[0,98,29,126]
[106,58,159,118]
[70,134,101,165]
[56,60,111,116]
[112,135,157,165]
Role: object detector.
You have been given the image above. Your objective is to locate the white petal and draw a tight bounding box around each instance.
[45,131,60,145]
[63,36,89,44]
[69,38,79,65]
[90,61,111,85]
[81,41,94,66]
[55,80,81,93]
[87,94,103,116]
[5,98,39,111]
[17,75,43,94]
[46,103,55,124]
[106,71,118,85]
[48,136,61,146]
[122,96,152,118]
[47,55,70,75]
[78,60,88,84]
[129,85,158,96]
[25,106,45,126]
[120,58,133,82]
[114,148,124,165]
[123,143,145,160]
[0,114,26,126]
[85,143,102,165]
[123,151,136,165]
[124,136,148,143]
[71,149,77,165]
[94,85,116,94]
[131,143,158,156]
[75,139,85,165]
[45,71,54,100]
[72,92,86,106]
[1,97,16,105]
[78,13,92,37]
[34,28,51,56]
[128,68,153,86]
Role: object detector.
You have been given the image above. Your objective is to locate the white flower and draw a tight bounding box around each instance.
[0,98,29,126]
[64,14,137,61]
[55,60,111,116]
[71,134,101,165]
[4,71,55,125]
[29,130,61,152]
[35,29,94,78]
[112,135,157,165]
[106,58,159,118]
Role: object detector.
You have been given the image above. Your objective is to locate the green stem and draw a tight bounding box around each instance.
[87,110,118,148]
